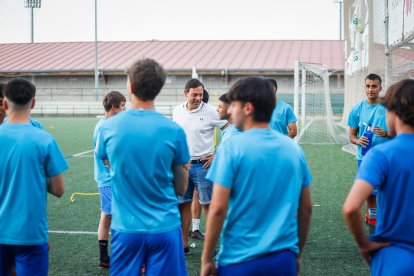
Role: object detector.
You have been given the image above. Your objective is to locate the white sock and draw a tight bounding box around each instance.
[192,219,200,232]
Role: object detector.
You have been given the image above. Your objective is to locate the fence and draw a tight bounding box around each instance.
[343,0,414,124]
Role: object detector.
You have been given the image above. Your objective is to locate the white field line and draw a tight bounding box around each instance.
[49,230,100,235]
[65,149,94,159]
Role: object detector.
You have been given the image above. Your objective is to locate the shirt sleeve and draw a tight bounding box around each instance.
[299,147,312,187]
[356,148,388,189]
[206,140,235,189]
[95,127,108,161]
[45,139,69,177]
[173,127,190,165]
[286,106,297,124]
[348,107,359,128]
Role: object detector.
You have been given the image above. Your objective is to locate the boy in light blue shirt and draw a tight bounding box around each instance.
[268,78,297,138]
[0,78,68,276]
[217,93,241,143]
[93,90,126,268]
[201,77,312,275]
[96,59,190,275]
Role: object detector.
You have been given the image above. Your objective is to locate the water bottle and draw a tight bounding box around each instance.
[361,124,373,155]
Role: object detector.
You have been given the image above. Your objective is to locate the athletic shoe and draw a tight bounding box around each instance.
[191,230,205,240]
[98,260,110,268]
[184,246,191,255]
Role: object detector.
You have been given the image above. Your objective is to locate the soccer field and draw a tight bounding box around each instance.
[39,117,369,276]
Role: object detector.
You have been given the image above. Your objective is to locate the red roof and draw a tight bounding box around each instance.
[0,40,344,73]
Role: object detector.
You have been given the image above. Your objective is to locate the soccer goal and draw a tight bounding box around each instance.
[294,61,348,144]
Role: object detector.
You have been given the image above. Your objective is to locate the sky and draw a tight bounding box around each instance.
[0,0,342,43]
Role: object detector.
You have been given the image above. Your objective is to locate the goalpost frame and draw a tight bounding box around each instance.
[294,61,339,143]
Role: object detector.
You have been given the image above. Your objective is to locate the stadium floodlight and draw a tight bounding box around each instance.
[24,0,41,8]
[24,0,42,43]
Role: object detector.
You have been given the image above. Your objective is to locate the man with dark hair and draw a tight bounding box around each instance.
[268,78,297,138]
[0,78,68,276]
[93,91,126,268]
[347,73,390,218]
[0,81,43,128]
[217,93,241,142]
[343,79,414,274]
[173,78,226,253]
[96,59,190,275]
[201,77,312,275]
[0,83,5,124]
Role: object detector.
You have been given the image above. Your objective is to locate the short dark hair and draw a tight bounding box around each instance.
[203,89,209,103]
[218,93,230,104]
[184,79,204,92]
[228,77,275,122]
[127,58,166,101]
[380,79,414,127]
[0,83,4,98]
[365,73,382,86]
[267,78,278,90]
[4,78,36,105]
[103,91,126,112]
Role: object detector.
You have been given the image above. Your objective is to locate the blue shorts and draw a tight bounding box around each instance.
[358,160,377,196]
[178,163,212,205]
[371,245,414,275]
[99,186,112,215]
[218,249,297,276]
[110,228,187,276]
[0,243,48,276]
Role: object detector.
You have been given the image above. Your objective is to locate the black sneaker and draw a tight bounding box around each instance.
[191,230,205,240]
[98,259,110,268]
[184,246,191,255]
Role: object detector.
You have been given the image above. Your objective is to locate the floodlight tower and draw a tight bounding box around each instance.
[333,0,343,40]
[94,0,99,101]
[24,0,41,43]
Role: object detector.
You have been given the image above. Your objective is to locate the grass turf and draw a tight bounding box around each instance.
[38,117,369,275]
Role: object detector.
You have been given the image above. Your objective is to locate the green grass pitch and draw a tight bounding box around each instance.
[37,117,369,275]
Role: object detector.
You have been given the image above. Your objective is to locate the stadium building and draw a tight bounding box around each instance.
[0,40,344,116]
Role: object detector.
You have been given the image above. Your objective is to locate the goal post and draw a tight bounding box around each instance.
[294,61,348,144]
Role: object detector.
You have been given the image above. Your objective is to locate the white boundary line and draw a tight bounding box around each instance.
[49,230,98,235]
[65,149,94,159]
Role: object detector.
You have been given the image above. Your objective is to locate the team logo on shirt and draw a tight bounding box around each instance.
[377,108,385,117]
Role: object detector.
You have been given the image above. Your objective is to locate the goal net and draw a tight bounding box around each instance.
[294,61,348,144]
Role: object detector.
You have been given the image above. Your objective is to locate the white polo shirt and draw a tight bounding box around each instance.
[173,102,226,160]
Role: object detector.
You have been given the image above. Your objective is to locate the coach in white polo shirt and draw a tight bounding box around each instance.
[173,78,226,254]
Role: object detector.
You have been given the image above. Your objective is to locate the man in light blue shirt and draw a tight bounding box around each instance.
[347,74,390,216]
[96,59,190,275]
[217,93,241,143]
[201,77,312,276]
[0,78,68,276]
[268,79,297,138]
[343,79,414,275]
[93,90,126,268]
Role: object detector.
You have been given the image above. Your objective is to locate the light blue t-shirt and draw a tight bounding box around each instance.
[96,110,190,234]
[357,134,414,264]
[356,134,414,275]
[93,119,111,187]
[3,117,43,129]
[348,100,390,160]
[269,100,297,135]
[206,128,312,266]
[221,123,242,143]
[0,123,68,245]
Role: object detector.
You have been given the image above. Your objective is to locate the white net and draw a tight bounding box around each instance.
[294,62,348,145]
[342,0,414,154]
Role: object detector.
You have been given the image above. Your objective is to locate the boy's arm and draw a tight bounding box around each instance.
[47,174,65,198]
